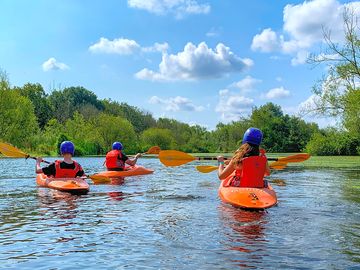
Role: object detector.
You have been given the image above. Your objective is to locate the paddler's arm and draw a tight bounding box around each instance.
[35,157,44,174]
[125,153,142,166]
[217,156,235,180]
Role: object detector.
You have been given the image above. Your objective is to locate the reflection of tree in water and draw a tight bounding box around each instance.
[37,188,79,220]
[219,204,269,268]
[341,171,360,204]
[271,178,286,186]
[340,170,360,264]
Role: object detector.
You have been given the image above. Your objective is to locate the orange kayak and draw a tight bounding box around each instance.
[90,165,154,184]
[218,175,277,209]
[36,173,90,195]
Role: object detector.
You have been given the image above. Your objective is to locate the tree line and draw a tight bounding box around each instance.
[1,69,357,156]
[0,70,320,155]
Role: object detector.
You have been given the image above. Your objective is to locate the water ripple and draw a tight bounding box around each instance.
[0,158,359,269]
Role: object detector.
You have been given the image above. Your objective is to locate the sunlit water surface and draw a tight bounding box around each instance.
[0,157,359,269]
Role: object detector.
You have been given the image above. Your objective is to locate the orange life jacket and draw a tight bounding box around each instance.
[54,160,81,178]
[105,150,125,169]
[230,156,267,188]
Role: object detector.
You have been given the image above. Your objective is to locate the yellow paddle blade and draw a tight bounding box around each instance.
[158,150,197,167]
[196,165,218,173]
[269,161,287,170]
[145,146,161,155]
[0,142,29,158]
[277,153,310,163]
[88,174,111,184]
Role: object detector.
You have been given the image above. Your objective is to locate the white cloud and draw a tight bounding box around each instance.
[89,38,169,56]
[142,42,169,53]
[251,28,282,52]
[216,89,254,122]
[89,37,140,55]
[42,58,69,71]
[283,0,343,47]
[251,0,360,64]
[149,95,204,111]
[127,0,210,18]
[298,75,349,114]
[298,94,321,113]
[229,75,261,93]
[135,42,253,81]
[263,86,291,99]
[291,50,309,66]
[297,94,340,127]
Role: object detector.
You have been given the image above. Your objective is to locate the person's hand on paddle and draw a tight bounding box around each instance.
[35,157,44,174]
[135,153,142,159]
[217,156,231,165]
[217,156,225,164]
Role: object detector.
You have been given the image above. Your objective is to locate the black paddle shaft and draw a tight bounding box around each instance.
[196,157,278,161]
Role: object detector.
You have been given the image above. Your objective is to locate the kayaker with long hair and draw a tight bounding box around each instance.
[105,142,142,171]
[217,128,270,188]
[35,141,85,178]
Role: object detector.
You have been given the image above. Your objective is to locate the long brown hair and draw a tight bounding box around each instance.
[232,143,260,166]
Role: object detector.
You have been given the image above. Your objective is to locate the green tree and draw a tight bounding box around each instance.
[306,128,359,155]
[307,9,360,140]
[156,118,193,149]
[0,72,39,148]
[103,99,156,133]
[94,113,138,154]
[211,121,249,152]
[140,128,175,150]
[64,112,102,155]
[183,125,214,153]
[49,86,104,123]
[14,83,53,129]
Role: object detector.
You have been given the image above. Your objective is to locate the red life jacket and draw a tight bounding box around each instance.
[105,150,125,169]
[54,160,81,178]
[230,156,267,188]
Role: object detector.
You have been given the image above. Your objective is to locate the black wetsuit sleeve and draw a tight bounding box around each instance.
[120,153,129,162]
[42,163,56,177]
[75,164,85,177]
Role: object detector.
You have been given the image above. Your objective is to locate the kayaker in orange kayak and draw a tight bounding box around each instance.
[105,142,142,171]
[35,141,85,178]
[217,128,270,188]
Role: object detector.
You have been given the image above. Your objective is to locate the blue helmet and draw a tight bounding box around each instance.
[112,142,123,150]
[60,141,75,155]
[242,128,263,146]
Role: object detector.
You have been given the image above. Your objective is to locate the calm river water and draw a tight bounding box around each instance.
[0,157,359,269]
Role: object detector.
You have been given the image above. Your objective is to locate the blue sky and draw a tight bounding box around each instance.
[1,0,358,130]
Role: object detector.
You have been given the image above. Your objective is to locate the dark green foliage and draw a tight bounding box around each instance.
[103,99,156,133]
[306,128,360,155]
[0,73,39,148]
[49,86,104,123]
[14,83,53,129]
[140,128,175,150]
